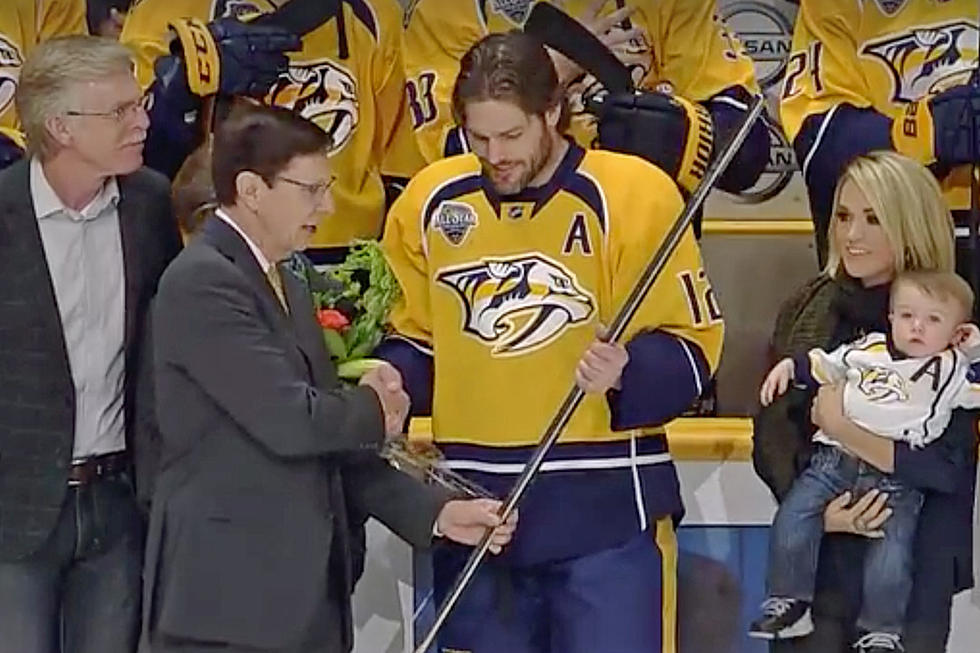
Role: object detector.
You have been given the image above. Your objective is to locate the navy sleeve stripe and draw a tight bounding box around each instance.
[709,94,749,112]
[801,104,840,181]
[677,337,704,396]
[386,332,433,356]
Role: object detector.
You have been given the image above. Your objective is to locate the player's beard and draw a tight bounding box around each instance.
[484,128,553,195]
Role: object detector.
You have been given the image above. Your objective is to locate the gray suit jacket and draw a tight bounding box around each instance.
[144,216,447,651]
[0,159,180,560]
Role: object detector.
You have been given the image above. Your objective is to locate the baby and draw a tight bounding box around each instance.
[750,270,980,652]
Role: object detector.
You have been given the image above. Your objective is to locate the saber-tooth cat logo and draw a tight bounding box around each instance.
[437,254,595,356]
[862,21,979,103]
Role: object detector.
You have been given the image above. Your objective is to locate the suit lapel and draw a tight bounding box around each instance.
[200,216,287,321]
[199,217,312,371]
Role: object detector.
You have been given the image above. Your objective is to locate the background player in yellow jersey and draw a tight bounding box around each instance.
[781,0,980,279]
[379,30,723,653]
[403,0,769,200]
[0,0,87,168]
[120,0,424,260]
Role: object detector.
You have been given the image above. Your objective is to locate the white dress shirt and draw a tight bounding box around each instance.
[30,157,125,458]
[215,207,272,273]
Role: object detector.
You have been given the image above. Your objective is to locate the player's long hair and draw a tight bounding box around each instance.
[451,31,570,133]
[826,151,955,279]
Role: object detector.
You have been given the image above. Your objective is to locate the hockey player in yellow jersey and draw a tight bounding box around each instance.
[781,0,980,278]
[120,0,424,259]
[403,0,768,199]
[0,0,86,168]
[378,31,723,653]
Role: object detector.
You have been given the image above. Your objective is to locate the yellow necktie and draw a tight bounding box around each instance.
[266,265,288,313]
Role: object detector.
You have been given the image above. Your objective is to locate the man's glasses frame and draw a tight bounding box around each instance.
[276,175,337,201]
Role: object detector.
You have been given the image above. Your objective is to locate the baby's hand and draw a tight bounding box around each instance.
[760,358,796,406]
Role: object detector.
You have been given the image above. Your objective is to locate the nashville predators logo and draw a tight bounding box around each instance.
[0,34,23,118]
[266,58,360,155]
[437,254,595,356]
[862,21,979,103]
[857,366,910,403]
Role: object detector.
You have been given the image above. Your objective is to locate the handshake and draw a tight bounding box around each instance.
[358,363,519,552]
[358,362,411,438]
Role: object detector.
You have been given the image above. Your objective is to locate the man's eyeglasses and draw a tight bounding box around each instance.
[65,96,147,122]
[277,175,337,201]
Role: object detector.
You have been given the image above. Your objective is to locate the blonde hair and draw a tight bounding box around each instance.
[15,35,134,159]
[825,151,954,279]
[892,270,975,322]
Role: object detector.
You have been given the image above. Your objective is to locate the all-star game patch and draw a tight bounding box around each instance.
[432,201,478,245]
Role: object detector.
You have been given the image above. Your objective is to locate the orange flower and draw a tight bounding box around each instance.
[317,308,350,331]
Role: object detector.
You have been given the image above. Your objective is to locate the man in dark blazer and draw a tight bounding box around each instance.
[144,102,514,653]
[0,36,181,653]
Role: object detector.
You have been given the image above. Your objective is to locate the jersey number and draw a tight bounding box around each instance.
[782,42,824,100]
[407,71,438,129]
[679,269,722,327]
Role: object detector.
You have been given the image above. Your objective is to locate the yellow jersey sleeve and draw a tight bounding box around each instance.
[376,11,425,179]
[778,0,870,142]
[39,0,88,40]
[120,0,208,90]
[382,167,436,346]
[1,0,87,133]
[648,0,759,101]
[602,156,723,372]
[402,0,484,163]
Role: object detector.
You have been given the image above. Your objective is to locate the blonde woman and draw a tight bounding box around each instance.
[753,151,976,653]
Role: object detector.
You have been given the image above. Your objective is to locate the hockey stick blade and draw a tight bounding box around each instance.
[524,2,634,94]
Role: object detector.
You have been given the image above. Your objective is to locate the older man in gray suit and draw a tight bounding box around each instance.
[144,101,515,653]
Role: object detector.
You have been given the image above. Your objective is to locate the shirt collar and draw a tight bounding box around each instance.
[30,156,119,222]
[215,207,273,274]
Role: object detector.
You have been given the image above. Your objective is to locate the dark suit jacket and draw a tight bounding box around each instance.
[144,216,447,652]
[0,158,181,561]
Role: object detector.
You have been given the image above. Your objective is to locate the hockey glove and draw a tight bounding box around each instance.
[168,16,300,98]
[893,80,980,166]
[589,91,713,194]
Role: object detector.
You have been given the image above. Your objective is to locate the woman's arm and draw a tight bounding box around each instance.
[812,385,969,493]
[811,384,895,472]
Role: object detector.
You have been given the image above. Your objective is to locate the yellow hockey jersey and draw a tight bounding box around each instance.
[780,0,979,210]
[0,0,87,138]
[402,0,759,163]
[120,0,424,249]
[383,144,724,447]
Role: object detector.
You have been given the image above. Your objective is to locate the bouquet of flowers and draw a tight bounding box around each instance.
[309,242,495,499]
[309,240,401,380]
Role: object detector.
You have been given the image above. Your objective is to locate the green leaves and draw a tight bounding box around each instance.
[312,240,401,373]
